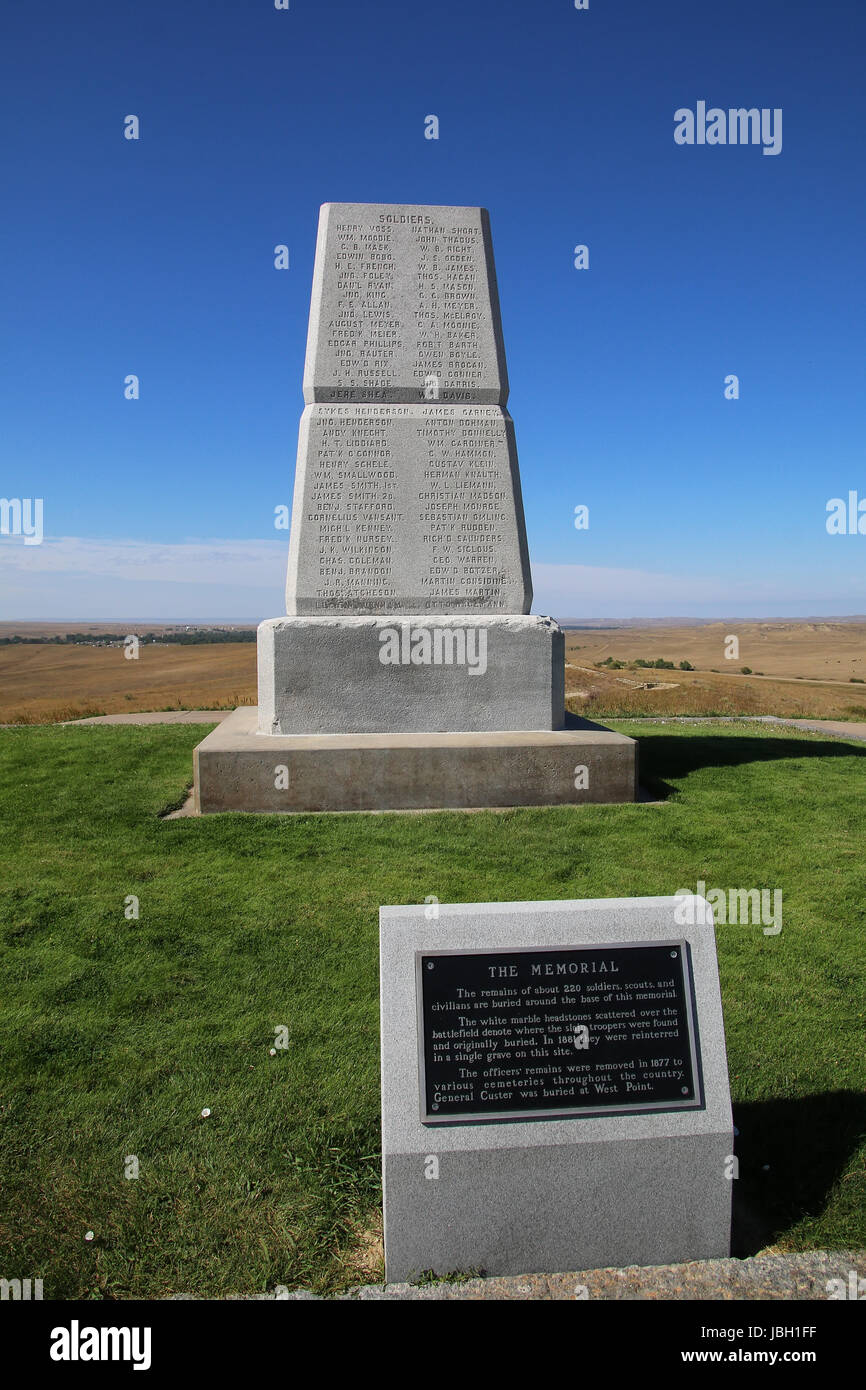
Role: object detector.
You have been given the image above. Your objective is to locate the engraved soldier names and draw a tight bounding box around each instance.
[314,210,497,401]
[287,202,530,615]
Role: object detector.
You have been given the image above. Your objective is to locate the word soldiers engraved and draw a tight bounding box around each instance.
[303,204,508,404]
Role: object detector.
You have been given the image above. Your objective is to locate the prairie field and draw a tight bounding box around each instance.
[0,619,865,724]
[0,642,256,724]
[565,620,866,721]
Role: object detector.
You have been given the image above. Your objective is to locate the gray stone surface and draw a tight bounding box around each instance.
[165,1248,866,1298]
[284,403,531,616]
[341,1250,866,1300]
[257,615,563,734]
[379,897,732,1283]
[303,203,508,404]
[193,707,637,813]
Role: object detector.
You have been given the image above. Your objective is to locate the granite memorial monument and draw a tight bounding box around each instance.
[193,203,637,812]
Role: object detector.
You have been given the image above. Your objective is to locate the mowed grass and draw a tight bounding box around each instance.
[0,722,864,1298]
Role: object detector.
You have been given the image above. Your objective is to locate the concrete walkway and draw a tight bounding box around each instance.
[619,715,866,743]
[67,710,232,726]
[765,717,866,741]
[167,1249,863,1300]
[336,1250,864,1300]
[58,712,866,744]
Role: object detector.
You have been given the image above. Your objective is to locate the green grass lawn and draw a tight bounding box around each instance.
[0,722,864,1298]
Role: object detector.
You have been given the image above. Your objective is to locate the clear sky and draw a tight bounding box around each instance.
[1,0,864,622]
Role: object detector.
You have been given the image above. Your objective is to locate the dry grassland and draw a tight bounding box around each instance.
[565,621,866,720]
[0,643,256,724]
[1,619,864,723]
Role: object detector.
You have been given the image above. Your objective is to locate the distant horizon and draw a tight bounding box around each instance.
[2,2,864,624]
[3,612,866,632]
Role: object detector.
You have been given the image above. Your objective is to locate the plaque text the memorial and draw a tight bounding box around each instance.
[418,943,701,1123]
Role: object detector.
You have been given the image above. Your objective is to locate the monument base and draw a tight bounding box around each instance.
[258,615,564,735]
[192,708,637,813]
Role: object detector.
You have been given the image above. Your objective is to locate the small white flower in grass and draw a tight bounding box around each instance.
[201,1108,211,1119]
[269,1048,277,1056]
[84,1231,94,1242]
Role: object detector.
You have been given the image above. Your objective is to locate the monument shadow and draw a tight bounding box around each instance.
[632,732,866,802]
[731,1090,866,1256]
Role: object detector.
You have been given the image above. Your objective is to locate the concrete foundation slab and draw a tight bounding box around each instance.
[193,707,637,813]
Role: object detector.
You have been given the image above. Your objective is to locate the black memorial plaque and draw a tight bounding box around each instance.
[418,942,701,1123]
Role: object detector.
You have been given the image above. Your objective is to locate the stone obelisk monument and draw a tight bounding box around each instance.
[193,203,636,812]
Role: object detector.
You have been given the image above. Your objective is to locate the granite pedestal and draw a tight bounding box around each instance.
[258,615,564,735]
[379,897,733,1282]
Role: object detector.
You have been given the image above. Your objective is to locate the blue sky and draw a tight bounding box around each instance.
[1,0,864,621]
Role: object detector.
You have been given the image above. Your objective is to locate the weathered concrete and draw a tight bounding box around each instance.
[258,615,563,734]
[379,898,732,1283]
[341,1250,866,1300]
[164,1249,866,1298]
[193,707,637,813]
